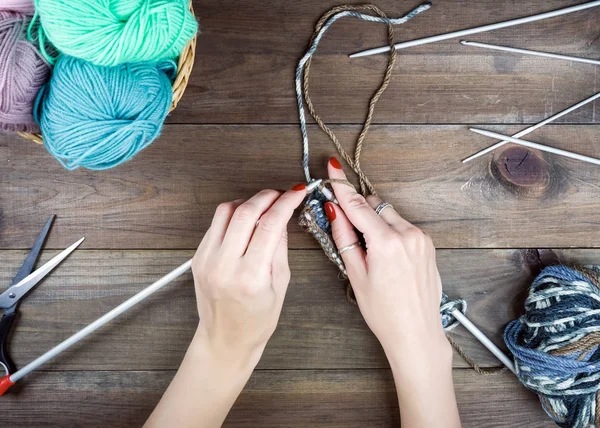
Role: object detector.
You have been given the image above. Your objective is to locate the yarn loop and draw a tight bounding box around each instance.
[35,55,175,170]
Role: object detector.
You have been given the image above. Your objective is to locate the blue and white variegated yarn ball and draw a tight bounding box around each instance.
[505,265,600,428]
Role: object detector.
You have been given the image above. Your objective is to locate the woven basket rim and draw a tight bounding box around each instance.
[18,2,197,145]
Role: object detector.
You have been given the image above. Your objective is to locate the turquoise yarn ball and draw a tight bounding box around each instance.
[35,55,175,170]
[34,0,198,66]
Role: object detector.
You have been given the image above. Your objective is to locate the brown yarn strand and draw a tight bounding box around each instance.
[303,4,398,196]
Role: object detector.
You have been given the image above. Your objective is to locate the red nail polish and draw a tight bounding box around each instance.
[329,157,342,170]
[292,183,306,191]
[324,202,336,222]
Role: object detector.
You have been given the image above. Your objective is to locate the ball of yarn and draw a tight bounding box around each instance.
[505,265,600,428]
[0,0,33,13]
[0,11,50,133]
[35,0,198,66]
[36,55,175,170]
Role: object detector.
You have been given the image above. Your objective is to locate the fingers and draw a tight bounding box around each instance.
[245,185,306,264]
[365,195,414,234]
[194,199,244,266]
[327,158,390,241]
[324,201,368,284]
[221,189,283,257]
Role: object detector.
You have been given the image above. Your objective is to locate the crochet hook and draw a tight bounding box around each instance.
[0,259,193,396]
[349,0,600,58]
[463,92,600,163]
[461,41,600,66]
[470,128,600,166]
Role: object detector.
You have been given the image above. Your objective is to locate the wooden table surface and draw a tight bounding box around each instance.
[1,0,599,426]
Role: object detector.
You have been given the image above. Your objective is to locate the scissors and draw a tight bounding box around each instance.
[0,215,84,376]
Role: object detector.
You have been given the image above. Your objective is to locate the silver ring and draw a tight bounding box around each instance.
[375,202,393,216]
[339,241,361,255]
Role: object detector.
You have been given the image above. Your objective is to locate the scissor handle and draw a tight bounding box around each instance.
[0,313,17,376]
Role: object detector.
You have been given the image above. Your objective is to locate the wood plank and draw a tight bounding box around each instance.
[0,369,553,427]
[0,248,594,371]
[171,0,600,124]
[3,125,600,249]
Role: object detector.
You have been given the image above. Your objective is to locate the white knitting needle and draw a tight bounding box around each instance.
[0,259,193,395]
[463,92,600,162]
[470,128,600,166]
[451,309,516,374]
[461,41,600,66]
[349,0,600,58]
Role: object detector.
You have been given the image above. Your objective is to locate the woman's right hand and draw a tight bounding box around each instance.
[324,157,461,428]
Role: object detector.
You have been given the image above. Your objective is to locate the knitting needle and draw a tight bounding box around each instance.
[470,128,600,166]
[461,41,600,66]
[0,259,193,396]
[349,0,600,58]
[462,92,600,163]
[451,309,516,374]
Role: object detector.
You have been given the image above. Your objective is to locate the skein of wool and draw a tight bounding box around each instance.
[34,0,198,66]
[0,0,33,13]
[0,11,50,133]
[505,265,600,428]
[35,55,175,170]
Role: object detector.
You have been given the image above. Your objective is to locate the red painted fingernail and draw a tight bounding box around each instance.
[292,183,306,191]
[324,202,336,222]
[329,157,342,170]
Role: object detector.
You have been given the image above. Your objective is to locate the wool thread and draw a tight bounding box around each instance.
[32,0,198,66]
[0,0,34,14]
[505,265,600,428]
[35,55,175,170]
[0,11,50,133]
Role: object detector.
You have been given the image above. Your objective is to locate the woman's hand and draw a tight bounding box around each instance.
[324,158,461,428]
[147,186,306,428]
[192,186,307,362]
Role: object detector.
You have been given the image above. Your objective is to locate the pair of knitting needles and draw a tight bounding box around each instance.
[349,0,600,165]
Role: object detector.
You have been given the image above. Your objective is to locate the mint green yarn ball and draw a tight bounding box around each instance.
[35,0,198,66]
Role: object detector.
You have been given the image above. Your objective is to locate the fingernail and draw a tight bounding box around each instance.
[329,157,342,170]
[292,183,306,192]
[324,202,336,221]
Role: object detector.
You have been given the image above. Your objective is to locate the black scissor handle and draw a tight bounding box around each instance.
[0,312,16,376]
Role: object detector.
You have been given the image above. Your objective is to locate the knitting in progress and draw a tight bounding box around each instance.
[505,265,600,428]
[294,1,471,329]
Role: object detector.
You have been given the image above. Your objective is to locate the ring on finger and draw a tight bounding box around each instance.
[374,202,393,216]
[339,241,361,255]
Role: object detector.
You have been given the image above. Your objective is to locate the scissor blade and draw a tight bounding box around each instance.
[11,215,55,286]
[0,238,85,309]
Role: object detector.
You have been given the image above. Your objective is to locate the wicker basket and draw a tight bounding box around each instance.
[17,3,197,145]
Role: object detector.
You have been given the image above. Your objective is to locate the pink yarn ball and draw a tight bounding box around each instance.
[0,11,50,133]
[0,0,34,14]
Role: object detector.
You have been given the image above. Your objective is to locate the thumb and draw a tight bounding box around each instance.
[324,202,367,285]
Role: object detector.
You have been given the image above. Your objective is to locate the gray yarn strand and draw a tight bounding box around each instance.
[295,4,431,184]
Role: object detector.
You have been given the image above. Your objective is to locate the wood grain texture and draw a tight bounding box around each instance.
[169,0,600,124]
[3,125,600,250]
[0,248,594,371]
[0,369,553,428]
